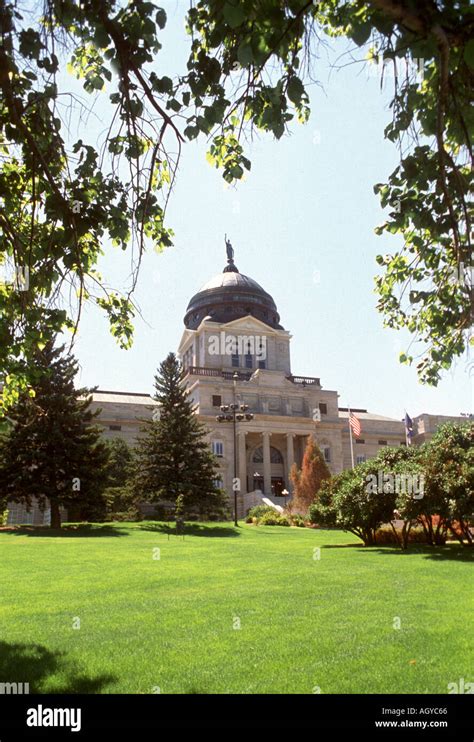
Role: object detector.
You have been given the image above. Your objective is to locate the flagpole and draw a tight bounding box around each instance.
[348,404,355,468]
[404,409,411,447]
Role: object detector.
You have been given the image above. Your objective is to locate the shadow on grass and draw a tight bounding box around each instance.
[321,543,366,549]
[1,524,129,538]
[322,542,473,561]
[370,544,474,562]
[0,641,115,693]
[139,521,241,538]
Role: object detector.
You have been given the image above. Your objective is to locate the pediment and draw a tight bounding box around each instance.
[222,315,280,334]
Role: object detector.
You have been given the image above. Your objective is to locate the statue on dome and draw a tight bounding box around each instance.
[225,236,234,262]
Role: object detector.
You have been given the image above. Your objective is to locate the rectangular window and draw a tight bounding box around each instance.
[212,395,222,408]
[378,440,388,446]
[231,353,239,367]
[355,438,365,444]
[291,398,303,413]
[212,441,224,457]
[258,360,266,369]
[109,425,122,431]
[319,403,328,415]
[323,446,331,463]
[245,354,253,369]
[213,477,223,489]
[356,455,366,464]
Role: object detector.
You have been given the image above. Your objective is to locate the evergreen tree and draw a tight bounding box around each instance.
[290,436,331,511]
[0,343,109,528]
[98,438,140,522]
[135,353,226,520]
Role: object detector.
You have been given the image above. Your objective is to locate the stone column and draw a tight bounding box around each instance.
[263,432,271,496]
[238,431,247,495]
[286,433,295,492]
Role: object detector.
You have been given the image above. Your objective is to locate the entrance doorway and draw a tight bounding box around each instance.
[271,478,285,497]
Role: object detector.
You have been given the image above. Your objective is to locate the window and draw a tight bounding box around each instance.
[355,438,365,444]
[323,446,331,463]
[291,397,303,413]
[231,353,239,367]
[109,425,122,431]
[212,395,222,408]
[212,441,224,457]
[245,353,253,369]
[213,477,223,489]
[319,403,328,415]
[258,360,266,369]
[378,440,388,446]
[252,446,283,464]
[356,455,366,464]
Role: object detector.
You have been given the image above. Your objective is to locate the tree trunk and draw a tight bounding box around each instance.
[50,499,61,529]
[390,520,403,549]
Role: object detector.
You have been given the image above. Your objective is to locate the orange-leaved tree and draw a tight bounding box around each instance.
[290,437,331,511]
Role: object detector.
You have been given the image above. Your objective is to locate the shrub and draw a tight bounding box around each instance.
[246,505,276,523]
[375,524,427,545]
[288,512,306,527]
[258,511,290,526]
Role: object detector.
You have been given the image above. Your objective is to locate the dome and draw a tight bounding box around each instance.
[184,243,282,330]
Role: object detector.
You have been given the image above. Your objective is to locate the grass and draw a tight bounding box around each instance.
[0,521,472,694]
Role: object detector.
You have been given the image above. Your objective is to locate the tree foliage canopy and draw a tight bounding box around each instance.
[0,342,109,527]
[134,352,226,518]
[309,424,473,547]
[1,0,472,408]
[290,435,331,509]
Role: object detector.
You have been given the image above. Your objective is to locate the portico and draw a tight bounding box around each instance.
[234,428,307,497]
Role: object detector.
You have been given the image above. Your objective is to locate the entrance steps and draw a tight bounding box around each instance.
[237,490,288,518]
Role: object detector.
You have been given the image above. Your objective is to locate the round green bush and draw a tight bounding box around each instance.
[258,511,290,526]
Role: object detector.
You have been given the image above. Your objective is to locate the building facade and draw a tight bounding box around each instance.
[4,245,469,523]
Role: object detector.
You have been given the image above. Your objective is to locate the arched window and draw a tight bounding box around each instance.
[252,446,283,464]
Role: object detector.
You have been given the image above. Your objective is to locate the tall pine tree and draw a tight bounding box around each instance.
[0,343,109,528]
[135,353,227,520]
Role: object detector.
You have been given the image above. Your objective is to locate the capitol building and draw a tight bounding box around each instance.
[5,244,465,524]
[90,244,463,516]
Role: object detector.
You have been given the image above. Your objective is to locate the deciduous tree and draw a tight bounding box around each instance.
[1,0,471,403]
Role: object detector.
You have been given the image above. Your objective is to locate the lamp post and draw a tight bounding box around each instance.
[216,372,254,526]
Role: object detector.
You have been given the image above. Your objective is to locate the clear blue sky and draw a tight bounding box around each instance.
[71,1,472,420]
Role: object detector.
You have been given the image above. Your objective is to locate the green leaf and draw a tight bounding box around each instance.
[464,39,474,70]
[155,8,167,30]
[223,2,246,29]
[287,76,305,104]
[237,41,253,67]
[351,22,371,47]
[91,75,104,91]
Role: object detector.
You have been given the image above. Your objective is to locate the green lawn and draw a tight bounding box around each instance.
[0,521,472,694]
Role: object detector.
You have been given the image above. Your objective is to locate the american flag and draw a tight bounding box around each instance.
[405,412,414,444]
[349,412,362,437]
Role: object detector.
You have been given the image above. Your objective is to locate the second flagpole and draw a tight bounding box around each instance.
[348,404,355,468]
